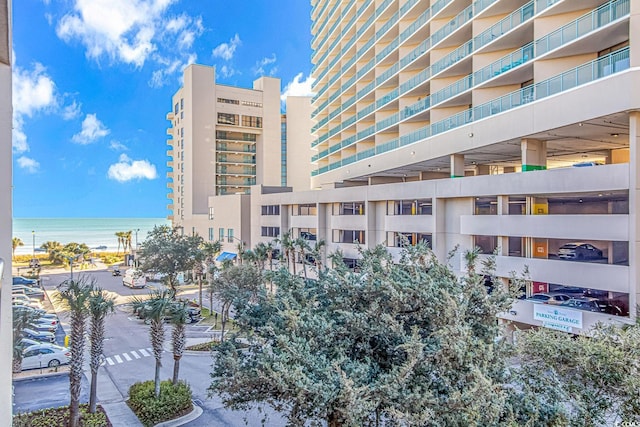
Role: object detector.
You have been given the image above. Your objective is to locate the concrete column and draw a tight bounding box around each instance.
[317,203,328,267]
[628,111,640,323]
[497,196,509,257]
[433,198,447,261]
[630,0,640,67]
[521,138,547,171]
[450,154,465,178]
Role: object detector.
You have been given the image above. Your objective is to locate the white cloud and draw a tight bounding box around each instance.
[281,72,316,102]
[212,34,241,61]
[55,0,203,73]
[72,113,110,144]
[254,53,277,76]
[109,140,128,151]
[17,156,40,173]
[218,65,238,79]
[62,100,82,120]
[12,61,57,153]
[108,153,157,182]
[149,53,196,88]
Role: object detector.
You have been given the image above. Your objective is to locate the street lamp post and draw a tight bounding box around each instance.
[31,230,35,259]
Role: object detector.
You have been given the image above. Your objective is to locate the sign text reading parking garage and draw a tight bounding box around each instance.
[533,305,583,329]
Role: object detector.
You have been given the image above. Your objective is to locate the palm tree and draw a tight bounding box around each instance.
[56,275,94,427]
[202,241,222,312]
[168,301,189,385]
[294,237,311,279]
[87,287,116,414]
[115,231,126,254]
[280,231,296,275]
[312,238,327,272]
[253,242,268,270]
[265,241,275,271]
[41,241,62,259]
[12,237,24,260]
[134,289,174,398]
[235,241,245,265]
[124,230,133,253]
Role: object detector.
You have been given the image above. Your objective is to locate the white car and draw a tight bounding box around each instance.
[21,344,70,370]
[12,295,42,308]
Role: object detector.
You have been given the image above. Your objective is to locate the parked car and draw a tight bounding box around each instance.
[558,243,603,260]
[12,305,46,317]
[526,293,570,305]
[16,337,42,350]
[12,295,42,308]
[135,300,202,324]
[22,328,55,343]
[560,297,602,312]
[21,344,70,370]
[12,276,38,286]
[12,285,45,299]
[123,269,146,289]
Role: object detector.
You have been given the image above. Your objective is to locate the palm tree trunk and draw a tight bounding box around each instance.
[154,359,161,398]
[89,369,98,413]
[172,356,181,385]
[198,276,202,311]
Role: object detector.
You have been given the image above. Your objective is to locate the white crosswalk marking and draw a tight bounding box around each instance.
[114,355,123,364]
[147,347,153,354]
[131,350,140,359]
[139,348,150,357]
[106,357,114,366]
[123,353,132,361]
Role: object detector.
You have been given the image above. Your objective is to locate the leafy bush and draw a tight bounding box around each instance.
[13,404,111,427]
[186,340,249,351]
[128,380,192,427]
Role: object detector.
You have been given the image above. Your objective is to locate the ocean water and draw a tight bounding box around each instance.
[13,218,171,255]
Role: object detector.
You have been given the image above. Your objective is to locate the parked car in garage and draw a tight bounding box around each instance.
[12,285,45,299]
[560,297,602,312]
[558,243,603,260]
[21,344,70,370]
[527,293,571,305]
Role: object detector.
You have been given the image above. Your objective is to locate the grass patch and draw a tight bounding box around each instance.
[128,380,192,427]
[13,404,111,427]
[198,309,239,331]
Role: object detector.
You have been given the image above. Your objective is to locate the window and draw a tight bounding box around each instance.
[294,204,317,216]
[217,113,238,126]
[228,229,234,243]
[242,100,262,108]
[333,230,365,244]
[242,115,262,128]
[180,98,183,110]
[208,208,214,220]
[386,232,432,247]
[336,202,365,215]
[388,199,432,215]
[261,226,280,237]
[297,228,317,241]
[219,228,224,241]
[261,205,280,215]
[475,197,497,215]
[174,102,179,114]
[217,97,239,105]
[209,228,214,241]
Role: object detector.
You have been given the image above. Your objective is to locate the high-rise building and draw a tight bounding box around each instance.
[0,0,12,421]
[250,0,640,336]
[166,64,311,253]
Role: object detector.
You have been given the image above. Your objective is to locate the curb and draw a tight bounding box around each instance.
[12,370,69,382]
[154,402,203,427]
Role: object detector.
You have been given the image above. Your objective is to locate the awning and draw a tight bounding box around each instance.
[215,251,237,262]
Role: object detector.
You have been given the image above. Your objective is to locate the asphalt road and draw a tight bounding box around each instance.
[34,267,287,426]
[13,374,89,414]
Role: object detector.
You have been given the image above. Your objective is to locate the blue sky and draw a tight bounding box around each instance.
[12,0,313,218]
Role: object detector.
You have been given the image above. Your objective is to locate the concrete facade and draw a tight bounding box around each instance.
[1,0,11,422]
[247,0,639,335]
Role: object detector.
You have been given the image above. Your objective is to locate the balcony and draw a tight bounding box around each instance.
[166,112,174,120]
[385,215,435,234]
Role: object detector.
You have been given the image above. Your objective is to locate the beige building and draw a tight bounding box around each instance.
[0,0,11,422]
[166,65,312,254]
[248,0,640,335]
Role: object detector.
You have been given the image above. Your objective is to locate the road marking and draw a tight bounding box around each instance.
[130,350,140,359]
[122,353,132,361]
[114,355,123,364]
[139,348,150,357]
[106,357,114,366]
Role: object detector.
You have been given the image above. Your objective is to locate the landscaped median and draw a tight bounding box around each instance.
[13,404,112,427]
[127,380,193,427]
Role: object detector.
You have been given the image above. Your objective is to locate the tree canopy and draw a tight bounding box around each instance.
[137,225,204,292]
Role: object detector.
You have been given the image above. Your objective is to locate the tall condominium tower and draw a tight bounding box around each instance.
[166,64,311,250]
[251,0,640,335]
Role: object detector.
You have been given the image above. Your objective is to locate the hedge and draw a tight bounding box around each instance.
[13,404,111,427]
[128,380,192,427]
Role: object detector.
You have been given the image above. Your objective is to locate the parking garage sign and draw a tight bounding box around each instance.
[533,305,583,330]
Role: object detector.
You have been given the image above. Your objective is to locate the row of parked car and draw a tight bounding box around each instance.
[12,276,71,370]
[527,293,624,315]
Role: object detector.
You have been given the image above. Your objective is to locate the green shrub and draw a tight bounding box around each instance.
[13,404,110,427]
[128,380,192,427]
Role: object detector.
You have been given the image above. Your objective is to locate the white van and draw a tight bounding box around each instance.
[123,269,146,289]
